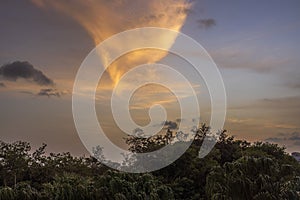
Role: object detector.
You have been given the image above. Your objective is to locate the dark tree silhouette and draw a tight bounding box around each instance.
[0,125,299,199]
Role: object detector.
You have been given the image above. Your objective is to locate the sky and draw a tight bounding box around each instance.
[0,0,299,155]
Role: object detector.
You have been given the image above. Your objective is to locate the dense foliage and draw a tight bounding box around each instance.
[0,125,299,199]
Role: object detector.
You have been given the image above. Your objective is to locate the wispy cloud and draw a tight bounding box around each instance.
[265,132,300,146]
[20,88,68,98]
[230,96,300,112]
[31,0,192,86]
[37,88,67,98]
[226,96,300,147]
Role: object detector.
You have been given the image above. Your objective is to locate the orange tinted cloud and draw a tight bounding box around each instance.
[31,0,191,85]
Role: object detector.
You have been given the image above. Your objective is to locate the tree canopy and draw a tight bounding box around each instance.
[0,125,299,199]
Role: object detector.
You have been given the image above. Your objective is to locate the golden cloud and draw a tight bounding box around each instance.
[31,0,191,85]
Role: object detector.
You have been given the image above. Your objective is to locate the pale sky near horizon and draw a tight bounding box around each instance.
[0,0,299,155]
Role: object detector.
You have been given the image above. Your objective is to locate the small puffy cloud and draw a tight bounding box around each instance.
[37,88,66,97]
[0,82,5,87]
[0,61,54,86]
[163,120,178,130]
[198,18,216,29]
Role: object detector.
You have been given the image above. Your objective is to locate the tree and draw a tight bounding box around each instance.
[0,141,31,187]
[0,125,299,200]
[206,156,300,199]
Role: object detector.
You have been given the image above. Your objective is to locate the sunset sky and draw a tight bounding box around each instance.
[0,0,299,155]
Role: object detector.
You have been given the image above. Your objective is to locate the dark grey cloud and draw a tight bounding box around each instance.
[37,88,64,97]
[0,61,54,86]
[0,82,5,87]
[19,88,67,98]
[198,18,216,29]
[163,120,178,130]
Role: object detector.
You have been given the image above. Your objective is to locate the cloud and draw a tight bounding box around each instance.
[31,0,191,86]
[0,82,5,87]
[19,88,67,98]
[198,18,216,29]
[227,118,253,124]
[289,132,300,141]
[37,88,66,97]
[0,61,54,86]
[265,132,300,144]
[258,97,300,114]
[229,96,300,140]
[163,120,178,130]
[231,96,300,120]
